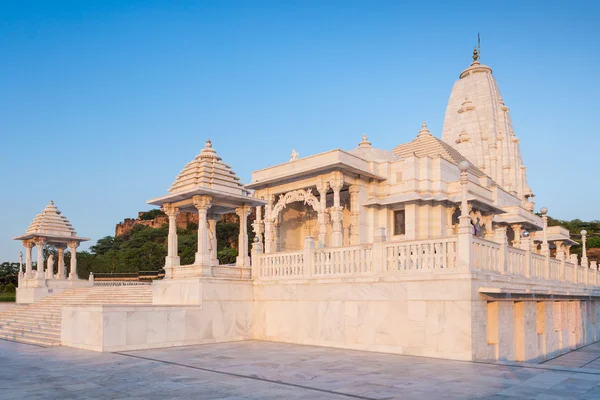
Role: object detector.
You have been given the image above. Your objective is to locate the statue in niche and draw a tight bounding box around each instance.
[46,254,54,278]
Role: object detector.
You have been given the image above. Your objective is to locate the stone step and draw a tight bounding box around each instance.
[0,285,155,347]
[0,324,61,336]
[0,329,61,342]
[0,333,61,347]
[0,316,61,325]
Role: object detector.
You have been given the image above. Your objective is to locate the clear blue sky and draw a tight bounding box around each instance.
[1,0,599,261]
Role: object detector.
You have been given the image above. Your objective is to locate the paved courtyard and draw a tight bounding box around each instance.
[1,340,600,399]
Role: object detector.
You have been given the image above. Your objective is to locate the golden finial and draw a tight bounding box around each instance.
[472,46,479,62]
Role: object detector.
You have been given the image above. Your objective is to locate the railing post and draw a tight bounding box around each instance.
[457,160,472,272]
[303,236,315,278]
[493,227,507,274]
[522,236,532,278]
[251,237,263,280]
[560,257,566,282]
[89,272,94,285]
[373,227,386,275]
[592,261,598,286]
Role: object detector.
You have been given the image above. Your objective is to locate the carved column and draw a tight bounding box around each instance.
[581,230,589,268]
[316,180,329,248]
[23,240,34,278]
[264,196,275,254]
[162,203,181,278]
[555,240,565,260]
[193,195,212,266]
[34,238,45,280]
[251,205,264,247]
[349,185,360,245]
[540,208,550,256]
[235,205,252,267]
[511,224,522,247]
[274,218,281,252]
[483,215,494,240]
[457,161,472,272]
[446,205,457,236]
[56,244,66,279]
[68,241,79,280]
[565,245,572,259]
[207,214,219,266]
[330,173,344,247]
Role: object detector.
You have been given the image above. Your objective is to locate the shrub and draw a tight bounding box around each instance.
[4,283,15,293]
[217,248,238,265]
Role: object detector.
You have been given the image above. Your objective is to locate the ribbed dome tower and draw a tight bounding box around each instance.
[25,201,79,239]
[169,139,249,197]
[441,48,533,207]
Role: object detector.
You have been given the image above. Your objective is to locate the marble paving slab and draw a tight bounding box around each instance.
[2,339,600,399]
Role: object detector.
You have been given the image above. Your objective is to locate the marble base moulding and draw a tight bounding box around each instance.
[62,278,255,352]
[61,303,254,352]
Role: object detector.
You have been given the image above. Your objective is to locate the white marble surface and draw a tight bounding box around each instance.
[62,280,255,352]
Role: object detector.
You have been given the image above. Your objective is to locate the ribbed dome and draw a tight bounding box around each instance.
[26,201,78,238]
[169,140,247,196]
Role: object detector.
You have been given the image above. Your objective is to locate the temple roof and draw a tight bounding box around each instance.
[441,51,532,200]
[148,139,265,211]
[392,122,485,177]
[13,201,89,243]
[347,134,399,162]
[169,140,249,197]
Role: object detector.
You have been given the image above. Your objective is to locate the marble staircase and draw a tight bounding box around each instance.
[0,285,153,347]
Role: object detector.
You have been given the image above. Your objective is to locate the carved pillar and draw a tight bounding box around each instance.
[207,214,219,266]
[581,230,589,268]
[56,245,66,279]
[162,203,181,277]
[482,215,494,240]
[68,241,79,280]
[349,184,360,245]
[34,238,45,280]
[193,195,212,265]
[540,208,550,256]
[274,218,281,252]
[446,205,457,236]
[565,245,572,259]
[330,173,344,247]
[251,205,264,247]
[511,224,522,247]
[555,240,565,260]
[264,196,275,254]
[23,241,34,278]
[316,180,330,248]
[457,161,472,271]
[235,205,252,267]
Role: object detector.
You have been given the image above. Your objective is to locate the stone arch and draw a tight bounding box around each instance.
[271,189,322,221]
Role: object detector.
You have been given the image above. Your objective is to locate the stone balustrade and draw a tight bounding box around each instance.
[253,233,600,290]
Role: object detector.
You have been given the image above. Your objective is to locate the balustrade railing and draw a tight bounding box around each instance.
[252,233,600,288]
[471,238,501,273]
[384,238,457,273]
[314,245,372,277]
[531,254,546,279]
[259,250,304,278]
[507,247,526,276]
[549,258,562,281]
